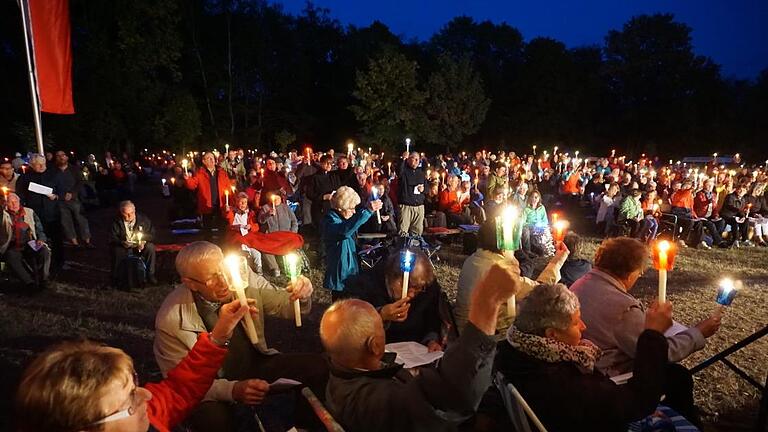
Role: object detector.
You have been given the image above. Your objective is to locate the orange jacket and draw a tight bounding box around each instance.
[439,188,466,213]
[670,189,696,217]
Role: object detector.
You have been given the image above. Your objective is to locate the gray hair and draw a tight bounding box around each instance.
[331,186,361,211]
[29,153,46,166]
[119,200,135,211]
[175,241,223,279]
[515,284,579,337]
[320,299,380,364]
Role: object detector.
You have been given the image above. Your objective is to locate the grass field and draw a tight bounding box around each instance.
[0,231,765,431]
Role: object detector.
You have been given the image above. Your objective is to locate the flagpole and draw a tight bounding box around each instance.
[19,0,45,155]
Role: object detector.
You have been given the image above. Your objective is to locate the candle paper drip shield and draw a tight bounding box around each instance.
[370,187,382,224]
[284,252,303,327]
[552,219,569,243]
[651,240,677,271]
[496,206,522,251]
[716,278,740,306]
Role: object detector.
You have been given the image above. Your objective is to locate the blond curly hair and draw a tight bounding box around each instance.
[331,186,361,211]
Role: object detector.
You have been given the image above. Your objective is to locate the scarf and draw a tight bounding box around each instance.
[506,325,601,373]
[8,207,30,250]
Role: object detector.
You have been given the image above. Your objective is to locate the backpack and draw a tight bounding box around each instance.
[115,255,147,290]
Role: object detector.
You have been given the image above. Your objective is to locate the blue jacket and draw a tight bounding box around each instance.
[322,208,373,291]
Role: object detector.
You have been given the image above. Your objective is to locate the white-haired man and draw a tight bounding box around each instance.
[109,200,157,286]
[320,261,520,431]
[0,193,50,291]
[154,241,326,431]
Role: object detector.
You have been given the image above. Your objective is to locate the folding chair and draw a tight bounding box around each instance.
[493,371,548,432]
[658,213,679,241]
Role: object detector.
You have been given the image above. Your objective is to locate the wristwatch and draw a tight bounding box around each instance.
[209,333,230,347]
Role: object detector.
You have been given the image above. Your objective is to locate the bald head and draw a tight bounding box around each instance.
[320,299,385,370]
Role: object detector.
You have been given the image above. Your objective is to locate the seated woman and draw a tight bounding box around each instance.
[0,192,50,292]
[322,186,382,301]
[438,174,472,227]
[521,190,555,257]
[616,188,644,237]
[226,192,303,274]
[257,191,299,276]
[424,181,447,228]
[360,182,397,234]
[485,283,672,431]
[745,182,768,246]
[342,248,445,351]
[15,300,251,432]
[596,182,620,236]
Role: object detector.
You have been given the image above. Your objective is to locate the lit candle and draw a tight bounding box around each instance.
[225,190,230,209]
[170,177,176,185]
[2,186,8,199]
[387,162,392,176]
[225,143,230,153]
[284,253,302,327]
[611,149,616,157]
[496,205,520,316]
[441,172,446,185]
[653,240,676,303]
[271,195,278,211]
[225,255,259,343]
[181,159,189,175]
[400,250,415,299]
[347,142,354,156]
[532,145,537,155]
[553,219,568,243]
[714,278,739,318]
[746,203,753,218]
[405,137,411,153]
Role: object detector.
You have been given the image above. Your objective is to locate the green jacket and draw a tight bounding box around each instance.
[524,205,549,227]
[486,174,509,199]
[618,196,643,221]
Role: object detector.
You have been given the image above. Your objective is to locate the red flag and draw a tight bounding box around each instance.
[28,0,74,114]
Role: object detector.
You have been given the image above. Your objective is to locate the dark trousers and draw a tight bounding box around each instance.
[42,220,63,271]
[201,209,225,241]
[111,243,156,278]
[187,352,329,432]
[699,219,724,245]
[3,245,50,285]
[664,363,699,426]
[724,217,748,242]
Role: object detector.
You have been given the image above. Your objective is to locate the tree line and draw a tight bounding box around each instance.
[0,0,765,158]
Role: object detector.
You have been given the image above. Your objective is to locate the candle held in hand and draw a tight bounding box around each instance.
[225,254,259,344]
[552,219,569,243]
[652,240,676,303]
[284,253,302,327]
[400,250,415,299]
[371,188,381,224]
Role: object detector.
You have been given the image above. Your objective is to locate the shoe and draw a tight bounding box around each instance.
[677,240,688,248]
[147,275,158,285]
[83,242,96,249]
[743,240,753,247]
[699,241,711,250]
[732,240,741,248]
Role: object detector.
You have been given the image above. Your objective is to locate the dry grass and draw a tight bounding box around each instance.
[0,237,765,431]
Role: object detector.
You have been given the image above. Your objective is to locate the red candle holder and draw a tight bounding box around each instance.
[651,239,677,271]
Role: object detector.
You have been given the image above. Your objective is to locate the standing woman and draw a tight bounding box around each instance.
[322,186,382,301]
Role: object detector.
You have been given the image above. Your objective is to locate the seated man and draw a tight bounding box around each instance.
[154,241,325,431]
[0,193,51,291]
[109,200,157,286]
[15,299,250,432]
[455,220,569,335]
[342,249,444,351]
[320,261,519,431]
[571,237,721,421]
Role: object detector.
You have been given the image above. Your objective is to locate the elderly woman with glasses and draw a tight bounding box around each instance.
[322,186,382,301]
[482,283,672,431]
[14,299,251,432]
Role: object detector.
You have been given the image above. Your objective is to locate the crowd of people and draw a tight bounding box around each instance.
[3,144,749,431]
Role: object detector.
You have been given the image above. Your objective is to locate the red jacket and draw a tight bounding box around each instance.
[146,332,227,432]
[185,168,234,215]
[259,170,291,206]
[438,188,467,213]
[670,189,696,217]
[693,190,719,218]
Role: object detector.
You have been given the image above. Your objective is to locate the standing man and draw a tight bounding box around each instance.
[53,150,94,248]
[185,152,233,237]
[397,152,426,236]
[307,154,339,231]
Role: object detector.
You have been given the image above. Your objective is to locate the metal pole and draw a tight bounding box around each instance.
[18,0,45,155]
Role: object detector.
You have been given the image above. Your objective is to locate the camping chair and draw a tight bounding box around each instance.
[301,387,345,432]
[493,371,548,432]
[658,213,679,241]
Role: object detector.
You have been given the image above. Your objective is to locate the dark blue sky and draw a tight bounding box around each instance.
[278,0,767,79]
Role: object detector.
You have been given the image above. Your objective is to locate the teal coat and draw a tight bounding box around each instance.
[322,208,373,292]
[523,204,549,228]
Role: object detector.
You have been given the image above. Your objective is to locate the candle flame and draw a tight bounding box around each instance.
[657,240,670,253]
[225,254,246,288]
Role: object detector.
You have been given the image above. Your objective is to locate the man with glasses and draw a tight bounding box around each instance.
[153,241,325,431]
[397,152,427,236]
[109,200,157,286]
[15,298,252,432]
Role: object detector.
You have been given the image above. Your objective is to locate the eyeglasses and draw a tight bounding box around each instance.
[186,270,226,288]
[90,372,140,426]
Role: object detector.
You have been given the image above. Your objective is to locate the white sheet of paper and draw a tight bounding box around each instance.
[385,341,444,368]
[28,182,53,196]
[268,378,302,392]
[240,227,249,236]
[27,240,42,251]
[610,372,633,385]
[664,321,688,337]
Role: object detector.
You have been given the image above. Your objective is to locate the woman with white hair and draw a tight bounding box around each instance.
[322,186,382,300]
[482,283,674,431]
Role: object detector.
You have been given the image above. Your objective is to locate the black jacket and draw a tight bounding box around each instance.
[487,330,668,432]
[307,170,340,221]
[398,165,427,206]
[720,193,746,219]
[325,324,496,432]
[343,264,442,345]
[16,170,60,223]
[109,212,155,246]
[560,259,593,287]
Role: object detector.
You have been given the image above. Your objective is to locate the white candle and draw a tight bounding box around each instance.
[401,250,414,299]
[225,255,259,344]
[657,241,670,303]
[371,188,381,224]
[181,159,189,175]
[285,253,302,327]
[405,137,411,153]
[507,295,516,318]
